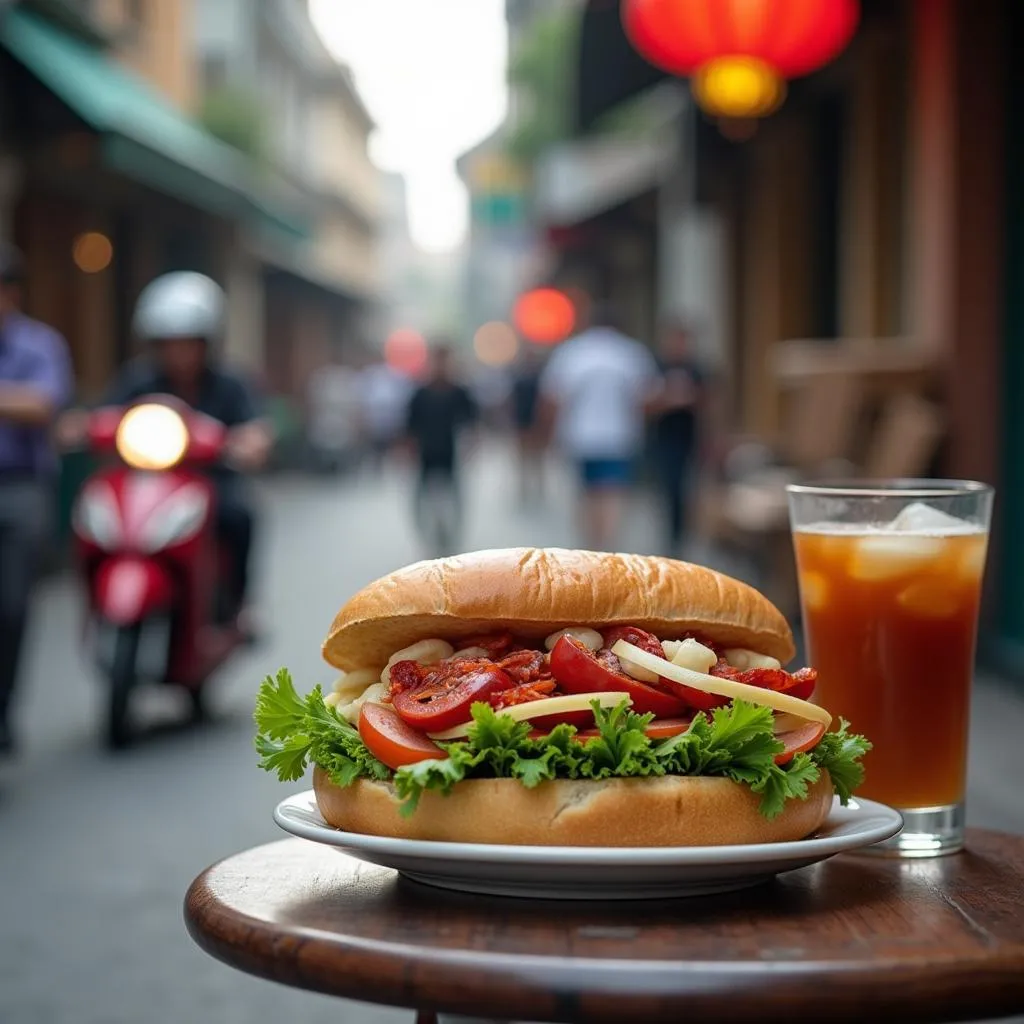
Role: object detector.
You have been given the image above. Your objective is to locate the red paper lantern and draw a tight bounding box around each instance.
[622,0,859,118]
[513,288,576,345]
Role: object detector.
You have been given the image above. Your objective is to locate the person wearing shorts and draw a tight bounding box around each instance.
[539,303,657,551]
[578,457,634,490]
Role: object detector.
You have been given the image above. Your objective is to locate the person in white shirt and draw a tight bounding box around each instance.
[539,303,658,550]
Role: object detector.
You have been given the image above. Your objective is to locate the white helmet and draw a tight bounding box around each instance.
[133,272,225,342]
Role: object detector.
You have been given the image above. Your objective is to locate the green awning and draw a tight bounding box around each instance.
[0,7,309,239]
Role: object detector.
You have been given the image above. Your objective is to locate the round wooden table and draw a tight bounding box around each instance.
[185,830,1024,1024]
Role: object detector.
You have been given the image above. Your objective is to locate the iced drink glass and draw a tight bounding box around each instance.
[787,480,993,857]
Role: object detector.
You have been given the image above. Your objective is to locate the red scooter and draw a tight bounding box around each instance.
[72,395,246,748]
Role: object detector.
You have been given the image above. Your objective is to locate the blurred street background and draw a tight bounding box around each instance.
[1,0,1024,1021]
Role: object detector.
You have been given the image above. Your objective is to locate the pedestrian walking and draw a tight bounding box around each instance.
[510,343,546,505]
[405,343,478,556]
[539,301,658,551]
[0,242,72,755]
[649,318,707,555]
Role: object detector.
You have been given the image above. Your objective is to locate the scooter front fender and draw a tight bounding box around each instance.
[93,556,175,626]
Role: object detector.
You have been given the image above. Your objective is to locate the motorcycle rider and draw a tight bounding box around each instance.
[59,272,272,630]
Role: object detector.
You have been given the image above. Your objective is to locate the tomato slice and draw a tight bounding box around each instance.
[603,627,724,712]
[569,717,693,743]
[774,721,826,765]
[527,709,598,732]
[650,677,726,713]
[783,667,817,701]
[643,717,694,740]
[358,703,446,770]
[391,661,514,732]
[549,635,690,717]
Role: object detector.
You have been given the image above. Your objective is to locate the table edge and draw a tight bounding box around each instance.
[183,849,1024,1024]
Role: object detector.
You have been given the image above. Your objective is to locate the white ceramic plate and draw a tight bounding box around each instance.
[273,790,903,900]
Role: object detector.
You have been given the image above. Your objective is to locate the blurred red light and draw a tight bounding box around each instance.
[384,329,428,376]
[622,0,859,118]
[622,0,859,79]
[513,288,576,345]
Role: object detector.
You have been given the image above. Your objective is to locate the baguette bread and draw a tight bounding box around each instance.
[323,548,795,671]
[313,768,833,846]
[312,549,823,849]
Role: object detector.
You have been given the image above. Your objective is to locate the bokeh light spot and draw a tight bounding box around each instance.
[72,232,114,274]
[384,328,428,376]
[513,288,575,345]
[473,321,519,367]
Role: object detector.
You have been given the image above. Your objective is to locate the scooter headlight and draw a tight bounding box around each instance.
[116,404,189,471]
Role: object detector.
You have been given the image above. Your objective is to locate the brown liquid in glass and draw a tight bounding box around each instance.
[794,529,987,808]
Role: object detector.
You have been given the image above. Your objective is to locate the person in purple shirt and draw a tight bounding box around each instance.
[0,242,73,755]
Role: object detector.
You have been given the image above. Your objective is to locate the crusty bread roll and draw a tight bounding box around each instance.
[313,768,833,847]
[323,548,795,671]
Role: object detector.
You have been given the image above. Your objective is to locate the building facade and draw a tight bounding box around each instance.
[193,0,380,398]
[0,0,305,401]
[93,0,196,110]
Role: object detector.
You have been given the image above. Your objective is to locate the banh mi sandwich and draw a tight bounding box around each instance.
[255,548,870,846]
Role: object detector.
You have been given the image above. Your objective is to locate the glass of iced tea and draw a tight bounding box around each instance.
[787,480,993,857]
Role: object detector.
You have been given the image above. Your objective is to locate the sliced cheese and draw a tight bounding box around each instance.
[427,691,631,741]
[611,640,832,728]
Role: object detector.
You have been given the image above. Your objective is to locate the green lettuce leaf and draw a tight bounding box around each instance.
[254,669,389,785]
[807,718,872,804]
[577,701,663,779]
[390,700,663,814]
[392,753,470,814]
[653,700,822,818]
[255,673,871,821]
[746,753,821,820]
[655,699,784,775]
[254,668,313,781]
